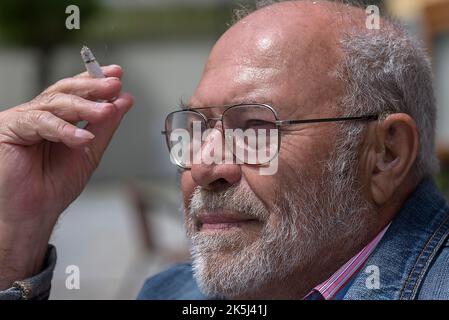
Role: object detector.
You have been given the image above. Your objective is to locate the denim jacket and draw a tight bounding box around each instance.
[1,178,448,300]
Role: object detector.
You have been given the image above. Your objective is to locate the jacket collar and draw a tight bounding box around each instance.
[343,178,449,300]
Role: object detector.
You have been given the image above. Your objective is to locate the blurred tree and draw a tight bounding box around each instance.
[0,0,100,91]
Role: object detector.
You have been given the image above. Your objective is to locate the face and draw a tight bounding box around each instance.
[179,7,376,299]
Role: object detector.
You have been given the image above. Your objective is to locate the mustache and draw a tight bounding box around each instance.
[188,184,270,221]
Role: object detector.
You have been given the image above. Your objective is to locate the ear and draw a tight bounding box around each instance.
[369,113,419,205]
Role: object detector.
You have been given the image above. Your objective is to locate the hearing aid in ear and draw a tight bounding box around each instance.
[376,152,400,172]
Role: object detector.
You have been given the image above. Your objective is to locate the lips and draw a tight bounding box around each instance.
[197,210,258,231]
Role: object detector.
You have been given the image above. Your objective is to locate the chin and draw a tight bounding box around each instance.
[189,234,276,298]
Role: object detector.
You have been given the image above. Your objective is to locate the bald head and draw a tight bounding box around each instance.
[193,1,376,118]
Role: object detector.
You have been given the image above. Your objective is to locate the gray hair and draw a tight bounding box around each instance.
[232,0,439,179]
[338,22,439,179]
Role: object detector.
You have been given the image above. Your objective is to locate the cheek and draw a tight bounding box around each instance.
[241,166,280,210]
[181,171,195,210]
[242,136,333,204]
[280,131,336,178]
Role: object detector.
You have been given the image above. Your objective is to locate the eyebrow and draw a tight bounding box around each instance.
[177,98,278,110]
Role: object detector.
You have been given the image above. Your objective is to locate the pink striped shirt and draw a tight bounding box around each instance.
[305,223,390,300]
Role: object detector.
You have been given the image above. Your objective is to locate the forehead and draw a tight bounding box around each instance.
[189,9,344,119]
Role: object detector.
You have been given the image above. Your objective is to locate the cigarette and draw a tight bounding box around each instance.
[80,46,105,78]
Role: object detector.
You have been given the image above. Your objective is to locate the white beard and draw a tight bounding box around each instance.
[186,131,373,298]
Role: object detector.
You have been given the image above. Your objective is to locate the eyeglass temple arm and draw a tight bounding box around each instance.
[277,114,379,126]
[161,115,380,134]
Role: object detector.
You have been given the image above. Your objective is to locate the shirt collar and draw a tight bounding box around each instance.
[304,223,391,300]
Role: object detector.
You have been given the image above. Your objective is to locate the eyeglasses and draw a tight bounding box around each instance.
[162,103,379,169]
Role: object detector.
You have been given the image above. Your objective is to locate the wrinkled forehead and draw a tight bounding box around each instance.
[190,5,346,119]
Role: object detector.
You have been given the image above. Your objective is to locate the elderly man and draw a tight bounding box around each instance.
[0,0,448,300]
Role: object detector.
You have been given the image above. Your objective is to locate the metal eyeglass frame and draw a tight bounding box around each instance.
[162,103,379,169]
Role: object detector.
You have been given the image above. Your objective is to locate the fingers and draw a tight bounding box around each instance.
[1,110,95,148]
[75,64,123,79]
[111,92,134,113]
[0,66,132,153]
[42,64,123,102]
[22,92,116,124]
[42,77,121,102]
[83,92,134,158]
[21,65,124,123]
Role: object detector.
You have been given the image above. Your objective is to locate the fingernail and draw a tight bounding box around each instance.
[75,129,95,140]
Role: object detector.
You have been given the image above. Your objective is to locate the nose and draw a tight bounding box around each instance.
[190,123,242,191]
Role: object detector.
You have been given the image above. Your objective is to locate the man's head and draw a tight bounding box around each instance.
[179,0,438,299]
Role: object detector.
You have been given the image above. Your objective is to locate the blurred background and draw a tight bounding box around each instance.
[0,0,448,299]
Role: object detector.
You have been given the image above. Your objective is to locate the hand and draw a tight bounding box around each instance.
[0,65,134,289]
